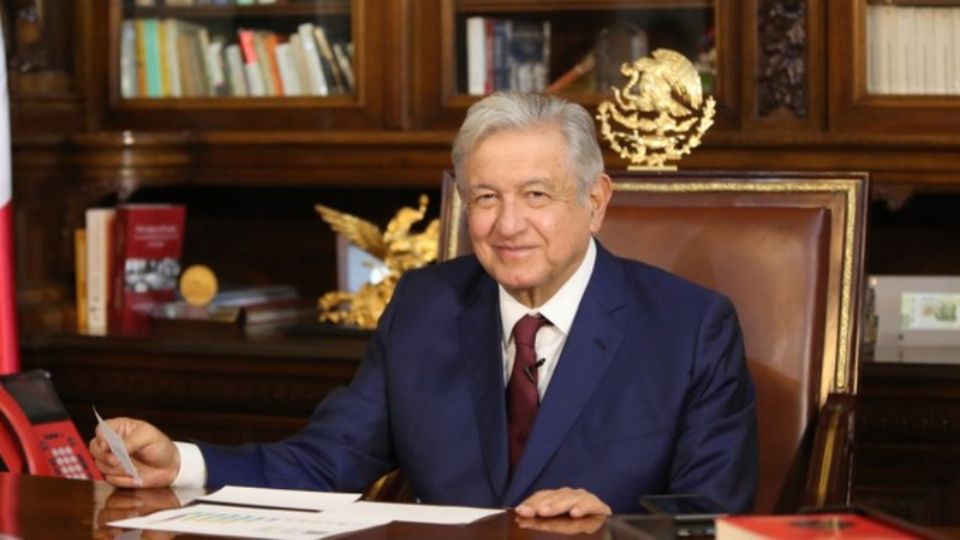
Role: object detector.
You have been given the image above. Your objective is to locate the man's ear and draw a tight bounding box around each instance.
[588,173,613,233]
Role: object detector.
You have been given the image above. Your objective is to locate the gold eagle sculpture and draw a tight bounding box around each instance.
[596,48,715,170]
[314,195,439,329]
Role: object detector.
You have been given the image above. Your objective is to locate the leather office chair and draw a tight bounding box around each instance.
[435,170,868,514]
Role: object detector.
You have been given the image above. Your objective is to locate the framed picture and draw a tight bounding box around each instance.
[336,234,388,294]
[870,275,960,362]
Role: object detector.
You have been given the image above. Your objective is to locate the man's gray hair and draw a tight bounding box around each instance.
[451,92,604,202]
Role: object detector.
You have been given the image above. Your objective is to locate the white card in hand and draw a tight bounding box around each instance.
[93,407,143,484]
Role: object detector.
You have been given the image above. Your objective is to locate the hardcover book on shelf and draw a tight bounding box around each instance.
[331,42,354,92]
[85,208,117,336]
[715,513,921,539]
[150,286,308,339]
[109,204,187,335]
[74,229,88,333]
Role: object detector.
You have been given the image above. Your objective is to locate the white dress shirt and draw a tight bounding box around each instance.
[172,239,598,488]
[498,238,596,399]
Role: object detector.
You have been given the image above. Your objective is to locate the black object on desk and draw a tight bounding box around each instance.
[638,494,728,537]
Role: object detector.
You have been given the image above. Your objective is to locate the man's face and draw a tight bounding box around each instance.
[463,126,611,307]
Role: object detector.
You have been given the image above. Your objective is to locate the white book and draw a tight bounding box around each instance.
[85,208,116,336]
[952,8,960,94]
[120,20,138,98]
[916,8,938,94]
[889,6,906,94]
[274,43,301,96]
[879,5,898,95]
[206,39,227,96]
[289,34,312,97]
[899,7,922,94]
[466,16,486,95]
[164,19,182,97]
[243,62,266,97]
[930,7,949,94]
[224,43,248,96]
[296,23,329,95]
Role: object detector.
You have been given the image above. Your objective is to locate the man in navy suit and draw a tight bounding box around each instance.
[91,92,757,517]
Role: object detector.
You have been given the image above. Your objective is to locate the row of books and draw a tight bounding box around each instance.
[867,5,960,96]
[77,205,187,336]
[120,18,354,98]
[151,285,319,339]
[465,17,550,95]
[136,1,284,6]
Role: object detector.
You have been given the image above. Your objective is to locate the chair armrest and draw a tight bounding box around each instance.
[363,469,415,502]
[803,392,856,508]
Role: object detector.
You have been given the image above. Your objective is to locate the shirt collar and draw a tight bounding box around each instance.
[499,238,597,343]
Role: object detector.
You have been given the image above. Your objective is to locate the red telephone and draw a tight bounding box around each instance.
[0,369,101,480]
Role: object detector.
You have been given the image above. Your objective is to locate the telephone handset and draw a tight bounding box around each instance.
[0,369,101,480]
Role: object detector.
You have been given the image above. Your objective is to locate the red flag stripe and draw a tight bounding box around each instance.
[0,204,18,374]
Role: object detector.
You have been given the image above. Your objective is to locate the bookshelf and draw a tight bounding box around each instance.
[100,0,388,130]
[410,0,738,130]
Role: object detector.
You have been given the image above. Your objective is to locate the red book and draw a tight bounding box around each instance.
[109,204,187,335]
[715,513,922,539]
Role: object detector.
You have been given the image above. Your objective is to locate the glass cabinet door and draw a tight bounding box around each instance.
[116,0,355,100]
[828,0,960,134]
[410,0,732,130]
[453,0,717,98]
[103,0,387,130]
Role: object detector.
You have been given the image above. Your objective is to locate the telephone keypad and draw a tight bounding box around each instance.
[48,440,92,480]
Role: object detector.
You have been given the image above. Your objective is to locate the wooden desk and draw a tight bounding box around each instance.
[0,472,608,539]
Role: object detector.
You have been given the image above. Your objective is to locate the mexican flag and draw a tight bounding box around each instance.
[0,24,20,375]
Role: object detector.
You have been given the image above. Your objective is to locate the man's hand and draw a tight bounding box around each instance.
[515,488,612,518]
[88,417,180,488]
[515,514,606,535]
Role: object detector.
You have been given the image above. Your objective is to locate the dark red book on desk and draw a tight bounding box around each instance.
[715,513,921,539]
[109,204,186,335]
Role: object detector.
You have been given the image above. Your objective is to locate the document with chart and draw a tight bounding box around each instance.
[108,504,391,540]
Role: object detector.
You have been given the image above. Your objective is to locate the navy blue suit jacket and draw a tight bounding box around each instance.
[199,243,758,513]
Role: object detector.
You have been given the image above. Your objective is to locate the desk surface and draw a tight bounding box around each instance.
[0,473,608,539]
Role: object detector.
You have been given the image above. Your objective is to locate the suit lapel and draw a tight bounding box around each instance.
[504,246,627,503]
[458,274,510,500]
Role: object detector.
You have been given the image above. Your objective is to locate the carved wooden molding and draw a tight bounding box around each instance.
[757,0,808,117]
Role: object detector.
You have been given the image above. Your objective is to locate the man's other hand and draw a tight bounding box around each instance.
[88,417,180,488]
[515,487,612,518]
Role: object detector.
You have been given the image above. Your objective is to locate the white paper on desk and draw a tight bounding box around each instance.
[199,486,362,511]
[339,500,503,524]
[93,407,142,484]
[108,503,390,540]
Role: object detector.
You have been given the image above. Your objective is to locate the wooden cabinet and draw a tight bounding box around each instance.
[828,0,960,137]
[21,330,368,444]
[8,3,960,519]
[855,361,960,526]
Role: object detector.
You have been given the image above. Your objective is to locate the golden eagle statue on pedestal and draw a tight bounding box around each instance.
[596,48,715,170]
[314,195,439,329]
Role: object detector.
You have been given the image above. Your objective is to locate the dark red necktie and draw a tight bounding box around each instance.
[507,314,549,474]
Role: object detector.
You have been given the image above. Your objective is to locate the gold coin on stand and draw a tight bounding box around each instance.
[179,265,218,307]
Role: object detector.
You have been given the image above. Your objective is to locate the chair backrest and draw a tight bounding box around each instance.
[439,171,868,513]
